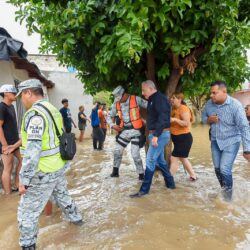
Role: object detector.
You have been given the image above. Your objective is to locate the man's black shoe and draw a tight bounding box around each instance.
[110,167,119,177]
[138,173,144,181]
[22,244,36,250]
[129,191,147,198]
[72,219,84,226]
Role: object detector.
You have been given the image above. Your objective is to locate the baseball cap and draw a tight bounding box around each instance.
[112,85,125,102]
[0,84,17,94]
[16,79,42,97]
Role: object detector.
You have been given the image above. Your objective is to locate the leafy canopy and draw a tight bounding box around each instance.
[9,0,250,96]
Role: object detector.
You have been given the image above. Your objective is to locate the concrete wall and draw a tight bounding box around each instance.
[0,61,29,84]
[46,72,93,137]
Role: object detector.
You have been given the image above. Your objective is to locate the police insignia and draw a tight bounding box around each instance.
[27,116,44,141]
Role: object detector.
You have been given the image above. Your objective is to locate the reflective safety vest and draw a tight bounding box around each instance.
[116,95,143,129]
[21,100,66,173]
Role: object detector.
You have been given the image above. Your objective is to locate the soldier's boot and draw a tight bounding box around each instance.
[22,244,36,250]
[72,219,84,226]
[110,167,119,177]
[138,173,144,181]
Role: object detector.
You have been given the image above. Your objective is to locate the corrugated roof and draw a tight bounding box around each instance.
[11,56,54,88]
[0,27,54,88]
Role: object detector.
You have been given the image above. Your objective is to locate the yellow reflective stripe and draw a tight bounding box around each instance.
[131,108,137,120]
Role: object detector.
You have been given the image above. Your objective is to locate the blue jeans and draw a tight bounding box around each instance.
[139,131,175,194]
[211,140,240,200]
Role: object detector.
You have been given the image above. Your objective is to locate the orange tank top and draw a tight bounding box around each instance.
[170,105,191,135]
[98,110,107,129]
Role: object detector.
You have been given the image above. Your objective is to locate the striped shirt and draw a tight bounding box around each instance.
[202,95,250,151]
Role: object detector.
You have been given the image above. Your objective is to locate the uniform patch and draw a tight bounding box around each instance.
[27,116,45,141]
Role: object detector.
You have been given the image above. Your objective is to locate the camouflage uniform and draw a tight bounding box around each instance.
[18,101,82,248]
[107,95,147,176]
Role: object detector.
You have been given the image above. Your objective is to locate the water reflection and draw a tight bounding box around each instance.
[0,124,249,249]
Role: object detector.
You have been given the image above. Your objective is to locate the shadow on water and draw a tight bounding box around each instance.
[0,124,249,250]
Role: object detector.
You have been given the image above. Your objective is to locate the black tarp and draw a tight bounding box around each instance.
[0,27,27,60]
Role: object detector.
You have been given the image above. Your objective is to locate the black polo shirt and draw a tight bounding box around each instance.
[147,91,171,137]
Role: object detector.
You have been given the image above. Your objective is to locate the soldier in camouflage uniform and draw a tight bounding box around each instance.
[107,86,148,180]
[12,79,82,250]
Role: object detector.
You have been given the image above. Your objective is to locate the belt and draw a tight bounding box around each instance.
[148,128,170,134]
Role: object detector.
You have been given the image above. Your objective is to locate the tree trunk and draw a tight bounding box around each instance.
[145,52,156,85]
[166,68,182,96]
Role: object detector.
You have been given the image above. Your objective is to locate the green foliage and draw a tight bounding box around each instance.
[93,91,112,107]
[8,0,250,97]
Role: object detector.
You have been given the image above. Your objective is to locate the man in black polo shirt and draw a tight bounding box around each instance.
[130,80,175,198]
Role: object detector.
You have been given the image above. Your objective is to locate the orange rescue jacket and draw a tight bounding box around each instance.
[116,95,143,129]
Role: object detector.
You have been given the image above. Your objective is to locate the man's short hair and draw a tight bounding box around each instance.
[23,87,44,96]
[210,80,227,89]
[142,80,156,89]
[61,98,68,104]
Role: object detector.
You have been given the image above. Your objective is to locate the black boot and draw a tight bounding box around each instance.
[22,244,36,250]
[72,219,84,226]
[138,173,144,181]
[110,167,119,177]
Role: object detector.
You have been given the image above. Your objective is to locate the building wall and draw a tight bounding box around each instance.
[0,61,29,84]
[0,61,31,128]
[46,72,93,137]
[232,91,250,107]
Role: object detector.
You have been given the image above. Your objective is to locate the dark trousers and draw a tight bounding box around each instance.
[102,128,107,141]
[92,127,104,149]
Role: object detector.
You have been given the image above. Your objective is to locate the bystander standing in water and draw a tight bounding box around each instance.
[91,102,104,150]
[0,84,22,194]
[202,80,250,201]
[98,103,108,145]
[78,105,90,142]
[60,98,76,133]
[170,92,197,181]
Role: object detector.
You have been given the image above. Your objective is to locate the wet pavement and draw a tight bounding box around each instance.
[0,125,250,250]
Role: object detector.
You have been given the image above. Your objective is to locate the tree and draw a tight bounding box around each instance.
[9,0,250,96]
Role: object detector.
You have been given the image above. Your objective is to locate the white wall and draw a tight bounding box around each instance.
[47,72,93,137]
[0,61,29,84]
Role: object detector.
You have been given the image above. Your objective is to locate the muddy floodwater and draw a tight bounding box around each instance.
[0,125,250,250]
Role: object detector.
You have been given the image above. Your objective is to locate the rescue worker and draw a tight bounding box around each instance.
[14,79,82,250]
[107,85,148,180]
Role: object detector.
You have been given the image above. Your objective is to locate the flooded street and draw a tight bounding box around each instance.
[0,124,250,250]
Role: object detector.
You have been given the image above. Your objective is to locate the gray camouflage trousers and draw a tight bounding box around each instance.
[18,170,82,247]
[114,129,144,174]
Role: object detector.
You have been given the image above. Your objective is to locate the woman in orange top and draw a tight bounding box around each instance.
[170,92,197,181]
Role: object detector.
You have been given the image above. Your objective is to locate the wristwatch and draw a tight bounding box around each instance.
[243,151,250,154]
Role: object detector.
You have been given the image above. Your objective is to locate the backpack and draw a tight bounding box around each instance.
[36,103,76,160]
